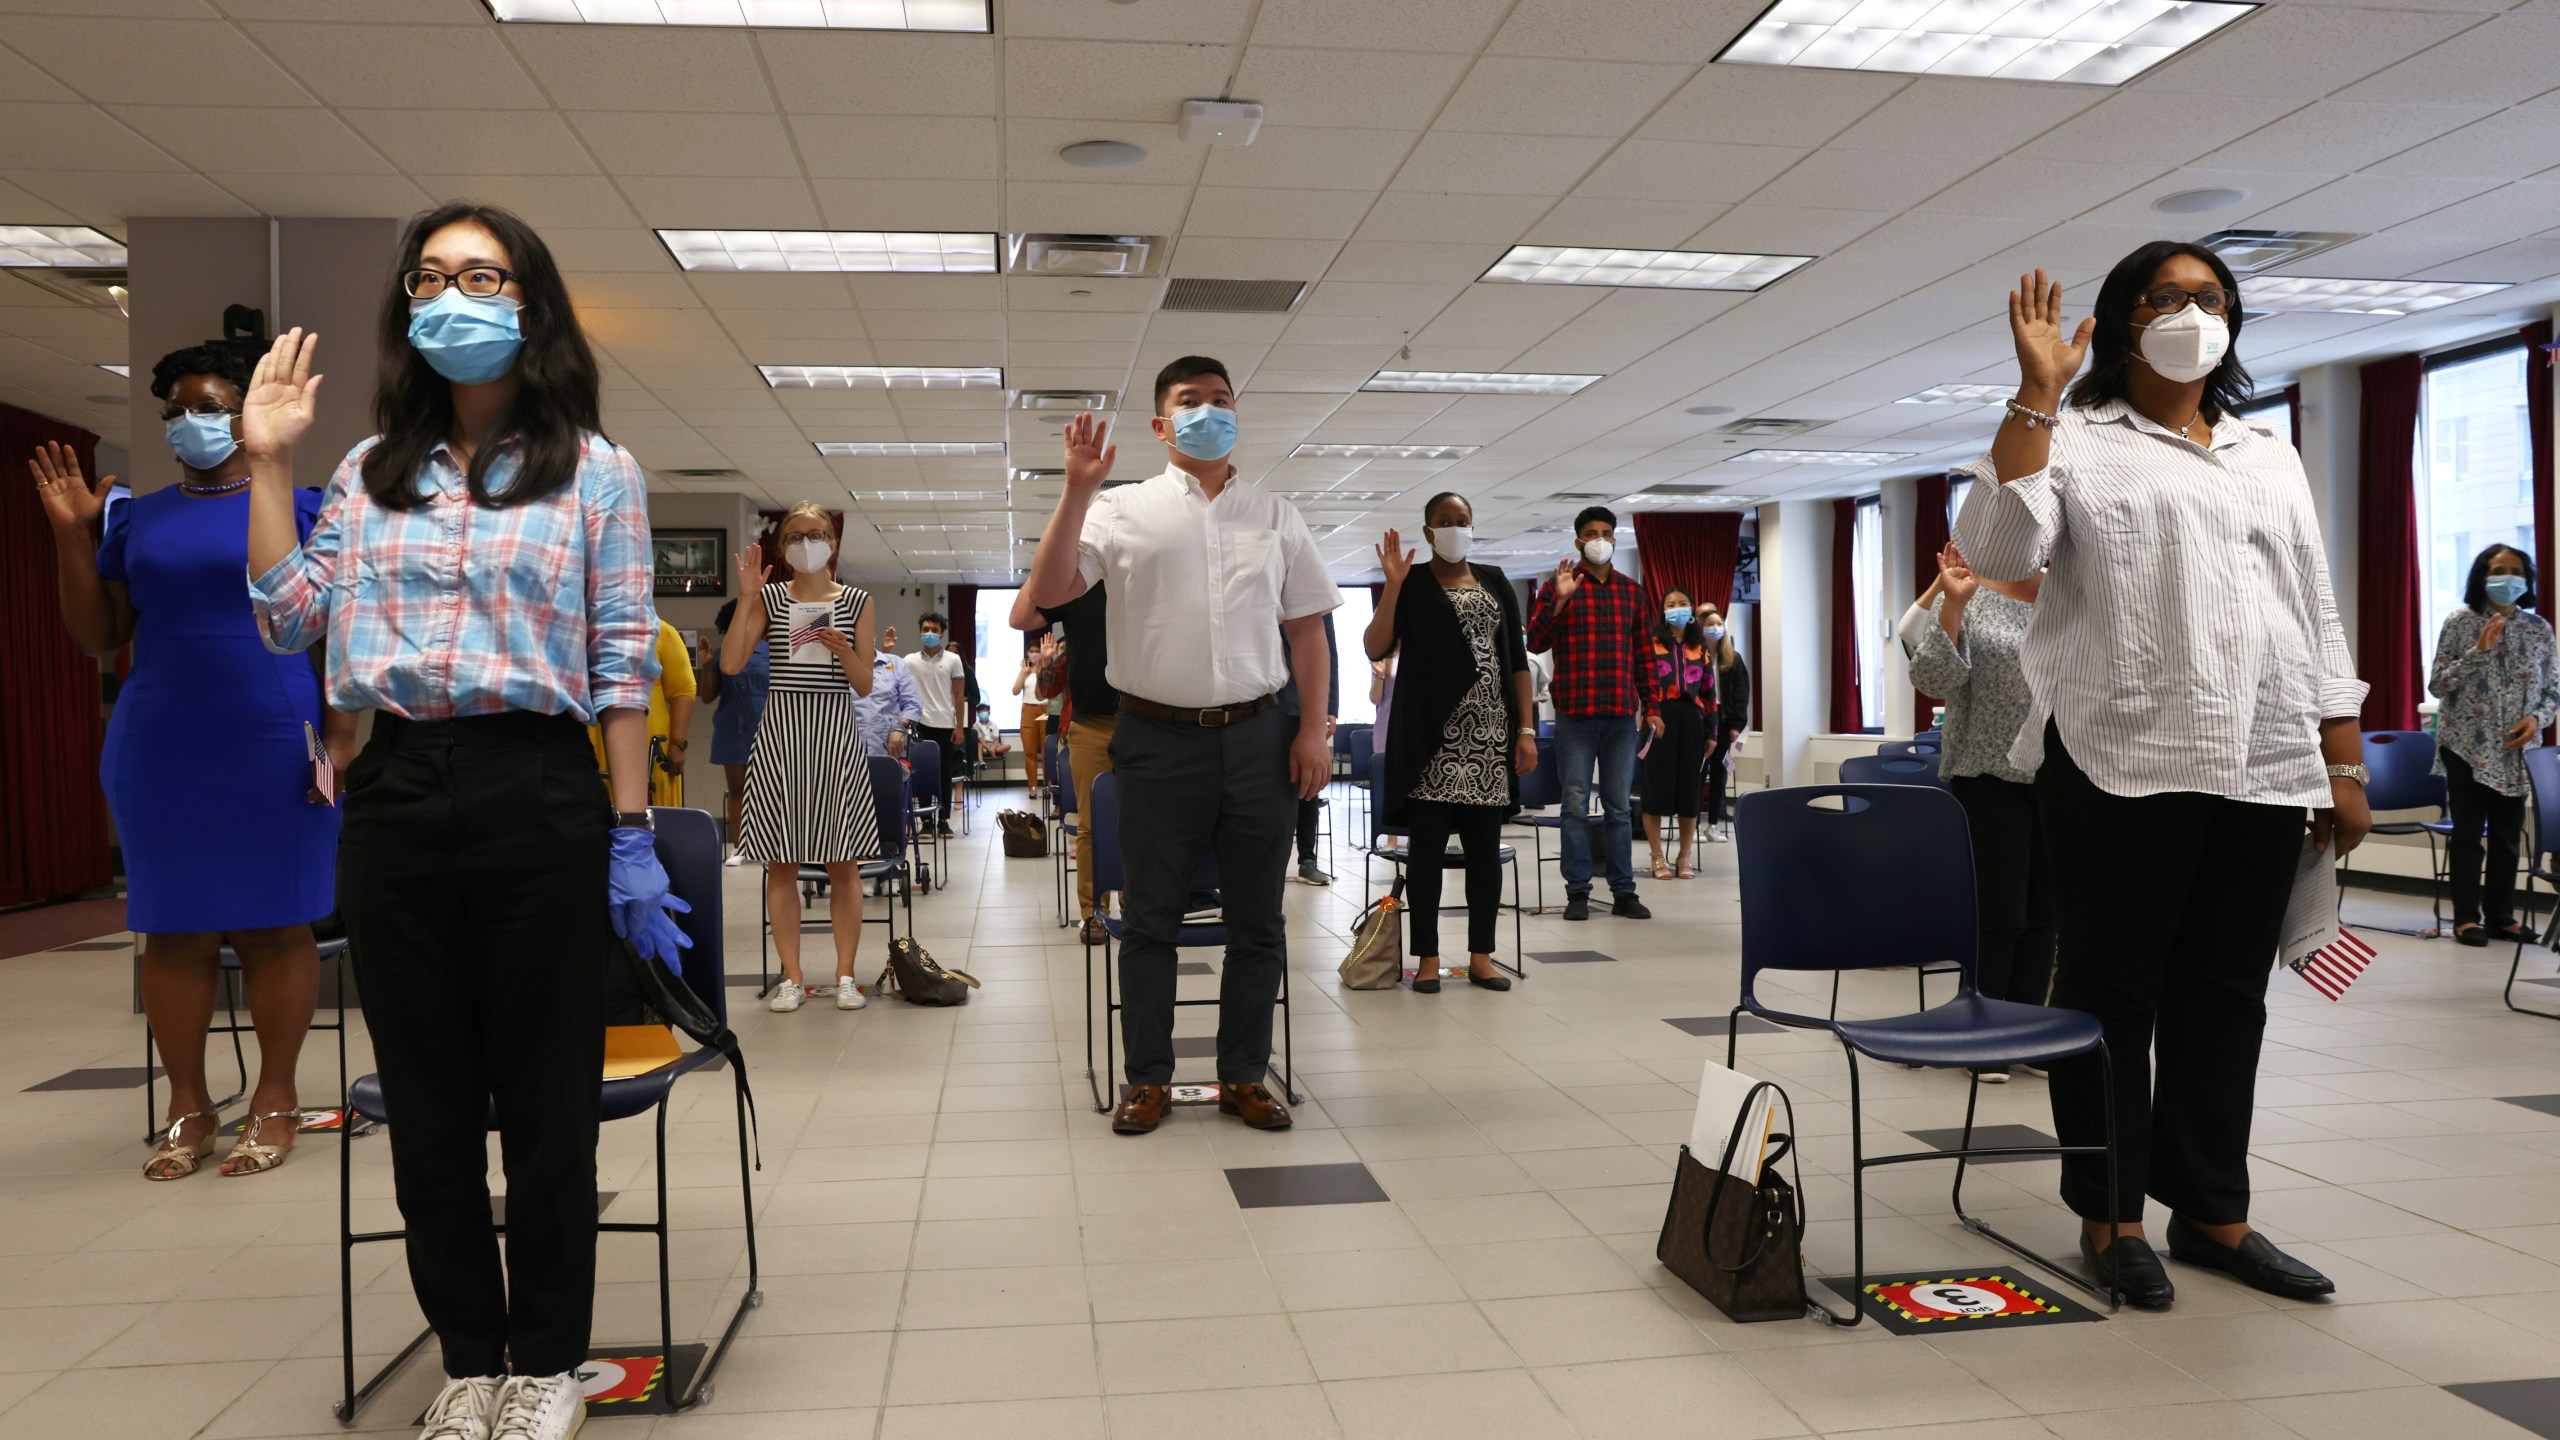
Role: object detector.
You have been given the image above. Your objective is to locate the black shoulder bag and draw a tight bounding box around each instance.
[1655,1079,1806,1323]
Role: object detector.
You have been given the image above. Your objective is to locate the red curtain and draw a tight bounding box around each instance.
[2357,354,2424,730]
[947,582,979,691]
[1630,511,1742,612]
[1829,498,1863,733]
[0,402,113,907]
[1912,475,1950,725]
[2526,323,2554,633]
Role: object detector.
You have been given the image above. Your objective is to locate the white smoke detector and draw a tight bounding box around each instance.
[1178,99,1263,147]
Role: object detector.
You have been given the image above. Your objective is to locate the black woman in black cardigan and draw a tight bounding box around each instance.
[1364,492,1536,992]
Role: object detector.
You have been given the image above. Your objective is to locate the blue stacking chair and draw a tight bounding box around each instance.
[1081,772,1296,1113]
[1729,783,2120,1323]
[144,920,352,1144]
[336,805,761,1419]
[2507,746,2560,1021]
[1344,725,1377,837]
[1053,741,1080,928]
[1839,752,1947,789]
[759,757,913,996]
[1360,752,1525,977]
[2341,730,2453,937]
[1043,733,1068,818]
[905,734,946,891]
[1509,735,1609,915]
[1877,737,1941,759]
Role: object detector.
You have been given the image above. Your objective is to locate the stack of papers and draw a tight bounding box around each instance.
[1688,1059,1778,1183]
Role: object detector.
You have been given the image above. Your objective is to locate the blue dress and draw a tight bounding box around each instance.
[710,638,770,766]
[98,486,338,934]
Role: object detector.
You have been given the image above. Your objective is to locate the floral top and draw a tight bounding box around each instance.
[1907,590,2038,786]
[2428,605,2560,798]
[1646,638,1716,711]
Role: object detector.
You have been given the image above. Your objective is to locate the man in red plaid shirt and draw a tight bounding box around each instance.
[1526,506,1656,922]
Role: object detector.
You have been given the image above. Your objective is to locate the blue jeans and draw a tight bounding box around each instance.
[1554,713,1639,898]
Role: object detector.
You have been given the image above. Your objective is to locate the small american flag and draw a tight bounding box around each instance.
[2287,927,2375,1000]
[788,620,832,652]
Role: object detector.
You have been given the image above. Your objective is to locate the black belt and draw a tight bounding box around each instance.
[374,710,586,751]
[1118,692,1279,728]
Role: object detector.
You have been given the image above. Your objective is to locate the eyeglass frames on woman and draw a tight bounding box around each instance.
[2138,285,2231,316]
[402,266,518,300]
[158,402,239,423]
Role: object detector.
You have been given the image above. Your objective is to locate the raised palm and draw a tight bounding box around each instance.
[1063,411,1115,493]
[1937,542,1979,602]
[241,328,323,461]
[737,543,766,594]
[1377,528,1414,584]
[2010,268,2094,396]
[29,441,108,533]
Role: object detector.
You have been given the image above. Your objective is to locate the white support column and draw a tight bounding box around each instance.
[2296,362,2362,657]
[1757,499,1829,788]
[1879,475,1919,739]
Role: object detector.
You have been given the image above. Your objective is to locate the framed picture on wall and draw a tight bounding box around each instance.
[652,529,725,597]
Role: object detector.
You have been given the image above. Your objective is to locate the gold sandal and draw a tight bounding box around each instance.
[144,1109,221,1181]
[219,1109,301,1177]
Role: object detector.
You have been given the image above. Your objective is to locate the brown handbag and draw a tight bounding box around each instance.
[998,809,1048,858]
[1656,1080,1808,1323]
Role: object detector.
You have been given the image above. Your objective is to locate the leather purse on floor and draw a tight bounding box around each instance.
[1656,1078,1807,1323]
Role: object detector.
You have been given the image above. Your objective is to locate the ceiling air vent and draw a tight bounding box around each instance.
[1007,234,1165,279]
[668,468,741,479]
[2195,228,2361,276]
[1715,417,1820,438]
[1010,390,1113,412]
[1161,278,1308,314]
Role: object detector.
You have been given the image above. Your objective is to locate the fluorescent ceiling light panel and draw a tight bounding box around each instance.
[488,0,991,32]
[1898,383,2011,404]
[1297,490,1403,504]
[0,225,126,267]
[1621,492,1764,506]
[1727,449,1914,465]
[1715,0,2256,86]
[99,364,130,378]
[859,488,1002,500]
[1482,245,1810,291]
[815,441,1006,456]
[881,523,999,532]
[761,365,1000,389]
[1362,370,1599,397]
[1290,443,1479,460]
[2242,276,2511,316]
[659,230,995,273]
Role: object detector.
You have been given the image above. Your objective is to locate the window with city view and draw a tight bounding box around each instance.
[2415,343,2535,667]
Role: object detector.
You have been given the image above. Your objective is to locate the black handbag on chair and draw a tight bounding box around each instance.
[1656,1079,1807,1323]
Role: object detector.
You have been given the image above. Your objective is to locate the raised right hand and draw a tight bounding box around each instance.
[1377,528,1414,585]
[1937,542,1979,603]
[2480,614,2509,653]
[29,441,108,534]
[1551,558,1582,609]
[2009,268,2093,399]
[1063,412,1115,494]
[736,543,765,597]
[242,328,323,463]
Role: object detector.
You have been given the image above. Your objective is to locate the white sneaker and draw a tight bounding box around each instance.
[769,980,806,1013]
[1975,1068,2011,1085]
[489,1371,585,1440]
[835,977,868,1010]
[1705,825,1730,844]
[419,1376,501,1440]
[724,852,745,868]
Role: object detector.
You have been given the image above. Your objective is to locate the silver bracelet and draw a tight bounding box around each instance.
[2004,398,2058,429]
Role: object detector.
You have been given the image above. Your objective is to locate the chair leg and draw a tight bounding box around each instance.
[223,969,248,1109]
[654,1103,678,1414]
[2506,869,2560,1019]
[1271,959,1300,1105]
[1949,1043,2126,1311]
[1811,1039,1865,1327]
[1084,928,1110,1114]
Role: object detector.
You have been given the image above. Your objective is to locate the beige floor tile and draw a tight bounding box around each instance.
[1242,1203,1431,1255]
[2038,1403,2297,1440]
[1927,1325,2222,1415]
[1291,1301,1518,1380]
[82,1294,334,1365]
[1268,1247,1467,1312]
[736,1269,907,1334]
[910,1215,1084,1270]
[2120,1311,2421,1399]
[1436,1234,1647,1300]
[1095,1314,1317,1394]
[0,1360,268,1440]
[1479,1289,1718,1367]
[885,1323,1098,1405]
[2329,1227,2560,1296]
[1082,1209,1257,1265]
[2248,1383,2555,1439]
[1102,1383,1343,1440]
[1535,1354,1812,1438]
[2297,1296,2560,1383]
[1321,1370,1580,1440]
[878,1395,1107,1440]
[1085,1257,1281,1323]
[709,1331,893,1412]
[898,1264,1088,1329]
[0,1302,150,1373]
[1736,1339,2023,1432]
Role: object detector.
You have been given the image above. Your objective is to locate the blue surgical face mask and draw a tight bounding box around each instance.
[920,631,944,651]
[2487,574,2529,607]
[1702,625,1726,643]
[165,410,238,471]
[1663,606,1693,630]
[407,288,524,385]
[1168,403,1237,461]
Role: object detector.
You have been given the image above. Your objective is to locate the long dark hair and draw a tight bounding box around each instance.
[1653,587,1706,651]
[361,202,600,511]
[2465,543,2538,613]
[2066,240,2253,424]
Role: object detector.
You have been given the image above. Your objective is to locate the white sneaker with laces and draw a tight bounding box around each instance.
[489,1371,585,1440]
[419,1376,501,1440]
[724,852,745,868]
[836,977,868,1010]
[768,979,806,1013]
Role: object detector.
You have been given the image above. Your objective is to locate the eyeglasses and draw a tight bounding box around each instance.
[403,266,518,300]
[2138,284,2231,316]
[159,401,238,423]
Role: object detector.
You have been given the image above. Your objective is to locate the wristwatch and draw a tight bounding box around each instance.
[2325,764,2369,787]
[615,809,656,831]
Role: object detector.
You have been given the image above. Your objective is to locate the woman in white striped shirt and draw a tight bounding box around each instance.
[1955,242,2369,1312]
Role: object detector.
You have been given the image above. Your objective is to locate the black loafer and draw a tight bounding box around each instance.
[1468,971,1512,991]
[1562,895,1590,922]
[2494,921,2540,944]
[2081,1231,2175,1310]
[1612,894,1652,919]
[2166,1216,2335,1301]
[1411,974,1442,994]
[2457,926,2490,948]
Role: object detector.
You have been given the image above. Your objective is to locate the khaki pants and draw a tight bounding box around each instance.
[1069,713,1116,919]
[1022,712,1048,789]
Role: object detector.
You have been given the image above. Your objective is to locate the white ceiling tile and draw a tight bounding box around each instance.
[1520,197,1727,249]
[811,179,1000,231]
[222,0,488,18]
[1007,310,1148,343]
[1638,65,1900,149]
[1913,157,2153,227]
[1167,236,1343,279]
[1574,141,1805,206]
[1322,240,1497,285]
[2073,169,2339,227]
[1005,275,1165,311]
[2136,6,2482,99]
[1003,0,1257,43]
[1184,186,1376,241]
[1351,191,1549,245]
[342,109,596,176]
[1145,313,1293,349]
[1431,281,1605,328]
[1686,204,1892,256]
[1435,57,1691,138]
[1509,321,1692,372]
[244,21,545,109]
[2382,181,2560,245]
[205,171,433,217]
[0,104,183,173]
[1747,149,1982,214]
[1200,126,1416,192]
[1826,79,2105,155]
[1248,0,1515,53]
[566,274,701,310]
[2,168,254,223]
[1005,118,1196,186]
[501,25,774,113]
[1005,39,1238,124]
[2241,174,2507,235]
[10,17,311,106]
[2365,108,2560,181]
[583,308,744,363]
[852,274,1007,310]
[1577,289,1749,325]
[1006,340,1139,370]
[1391,132,1609,197]
[1225,47,1471,132]
[863,311,1004,341]
[614,176,820,228]
[2306,231,2523,278]
[410,173,637,229]
[2417,238,2560,284]
[1488,0,1741,62]
[1279,314,1418,346]
[2336,15,2560,107]
[761,33,997,117]
[0,175,77,224]
[792,115,999,181]
[1005,180,1193,235]
[2197,100,2503,175]
[573,112,800,178]
[2023,92,2309,167]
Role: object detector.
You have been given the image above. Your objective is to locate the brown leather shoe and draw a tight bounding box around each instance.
[1080,916,1109,946]
[1218,1082,1292,1130]
[1112,1084,1171,1135]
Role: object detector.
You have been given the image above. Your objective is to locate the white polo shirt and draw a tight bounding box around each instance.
[1077,464,1341,709]
[904,647,966,729]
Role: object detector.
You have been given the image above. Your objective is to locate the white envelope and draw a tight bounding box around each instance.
[1688,1058,1777,1183]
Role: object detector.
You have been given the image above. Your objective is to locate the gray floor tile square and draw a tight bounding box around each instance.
[1662,1015,1785,1038]
[1171,1036,1220,1058]
[2499,1095,2560,1119]
[2446,1377,2560,1438]
[1903,1124,2061,1163]
[23,1065,161,1092]
[1176,962,1216,976]
[1224,1162,1391,1209]
[1529,950,1617,964]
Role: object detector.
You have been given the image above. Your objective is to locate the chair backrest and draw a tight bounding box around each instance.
[1838,752,1943,788]
[1055,740,1077,814]
[905,733,941,797]
[1333,723,1365,758]
[2526,745,2560,864]
[1876,738,1940,759]
[1045,734,1066,788]
[1090,771,1215,900]
[1735,784,1975,995]
[1347,726,1374,771]
[1368,753,1408,840]
[648,805,727,1022]
[864,756,910,859]
[2361,730,2443,814]
[1519,737,1562,809]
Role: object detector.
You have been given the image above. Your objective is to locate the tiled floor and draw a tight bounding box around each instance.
[5,793,2560,1438]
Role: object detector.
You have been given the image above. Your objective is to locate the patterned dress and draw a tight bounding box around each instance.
[737,581,883,864]
[1410,586,1511,805]
[2429,605,2560,798]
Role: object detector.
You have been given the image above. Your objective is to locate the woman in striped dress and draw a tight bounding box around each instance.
[719,502,882,1013]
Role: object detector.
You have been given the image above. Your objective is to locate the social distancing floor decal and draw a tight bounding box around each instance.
[1821,1270,2103,1334]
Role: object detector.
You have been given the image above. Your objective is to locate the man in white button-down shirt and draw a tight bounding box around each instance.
[1024,356,1341,1136]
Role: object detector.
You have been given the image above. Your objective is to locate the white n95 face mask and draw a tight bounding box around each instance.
[2136,307,2229,384]
[1582,537,1614,567]
[1428,526,1473,563]
[786,537,832,575]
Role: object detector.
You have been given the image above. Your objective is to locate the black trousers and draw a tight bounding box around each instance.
[2036,723,2301,1225]
[338,711,610,1379]
[1947,772,2056,1006]
[1706,722,1740,823]
[1109,707,1292,1086]
[1640,699,1708,816]
[1404,799,1507,958]
[2444,749,2526,930]
[924,729,961,819]
[1296,795,1322,865]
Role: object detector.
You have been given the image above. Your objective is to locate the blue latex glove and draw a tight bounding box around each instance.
[608,826,693,969]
